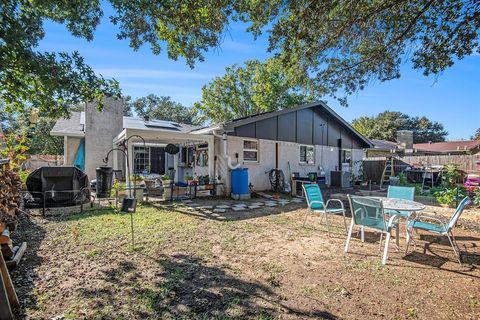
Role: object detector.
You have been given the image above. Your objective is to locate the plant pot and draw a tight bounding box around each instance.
[163,187,172,200]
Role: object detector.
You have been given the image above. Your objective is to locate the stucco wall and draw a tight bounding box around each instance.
[84,97,124,180]
[216,136,365,194]
[64,136,82,165]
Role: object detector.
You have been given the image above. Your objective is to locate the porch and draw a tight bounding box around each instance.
[111,128,215,185]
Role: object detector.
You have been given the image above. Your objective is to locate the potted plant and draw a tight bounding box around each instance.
[185,174,196,185]
[161,174,172,200]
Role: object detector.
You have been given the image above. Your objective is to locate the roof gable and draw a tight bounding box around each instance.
[223,101,372,148]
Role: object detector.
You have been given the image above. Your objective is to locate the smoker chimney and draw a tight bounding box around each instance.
[397,130,414,151]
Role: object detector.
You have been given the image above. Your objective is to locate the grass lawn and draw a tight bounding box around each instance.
[11,202,480,319]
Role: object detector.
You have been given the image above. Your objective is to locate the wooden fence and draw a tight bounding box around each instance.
[363,154,480,183]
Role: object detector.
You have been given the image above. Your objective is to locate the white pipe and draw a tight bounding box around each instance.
[213,130,241,170]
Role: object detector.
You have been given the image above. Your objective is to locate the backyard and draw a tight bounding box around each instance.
[10,200,480,320]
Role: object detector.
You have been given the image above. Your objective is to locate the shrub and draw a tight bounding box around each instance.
[442,163,461,188]
[473,188,480,207]
[433,187,467,207]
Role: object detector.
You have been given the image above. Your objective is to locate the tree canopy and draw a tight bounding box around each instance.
[352,111,448,143]
[0,104,63,155]
[127,94,200,125]
[473,128,480,140]
[194,59,315,123]
[2,1,478,117]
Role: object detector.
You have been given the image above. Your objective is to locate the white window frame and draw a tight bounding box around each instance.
[299,144,315,165]
[243,139,259,163]
[133,146,151,174]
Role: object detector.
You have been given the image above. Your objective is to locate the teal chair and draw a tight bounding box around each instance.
[345,195,400,265]
[406,197,471,264]
[302,183,347,235]
[387,185,415,242]
[387,186,415,217]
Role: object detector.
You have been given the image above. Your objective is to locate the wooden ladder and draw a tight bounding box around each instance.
[380,156,395,189]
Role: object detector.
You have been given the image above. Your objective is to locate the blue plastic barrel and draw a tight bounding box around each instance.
[231,168,249,194]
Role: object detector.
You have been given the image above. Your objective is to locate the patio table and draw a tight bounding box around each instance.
[358,196,425,246]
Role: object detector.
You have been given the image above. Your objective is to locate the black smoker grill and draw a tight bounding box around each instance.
[25,166,90,208]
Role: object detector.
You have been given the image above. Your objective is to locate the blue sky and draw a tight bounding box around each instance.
[38,5,479,140]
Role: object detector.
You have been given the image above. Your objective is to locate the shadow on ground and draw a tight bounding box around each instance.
[77,254,338,319]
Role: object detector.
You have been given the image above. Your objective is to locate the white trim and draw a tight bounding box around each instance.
[299,144,315,164]
[50,131,85,137]
[243,139,259,163]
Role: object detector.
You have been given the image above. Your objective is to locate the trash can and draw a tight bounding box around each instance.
[96,166,113,198]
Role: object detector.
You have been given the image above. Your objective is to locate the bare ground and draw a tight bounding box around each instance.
[9,199,480,320]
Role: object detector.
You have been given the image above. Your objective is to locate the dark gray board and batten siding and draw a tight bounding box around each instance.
[231,106,365,149]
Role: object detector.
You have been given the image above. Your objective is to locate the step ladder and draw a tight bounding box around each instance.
[380,156,395,189]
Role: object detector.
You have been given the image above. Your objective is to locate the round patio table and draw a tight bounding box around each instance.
[369,197,426,213]
[368,196,426,244]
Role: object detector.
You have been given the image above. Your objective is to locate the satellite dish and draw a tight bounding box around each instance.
[165,144,179,154]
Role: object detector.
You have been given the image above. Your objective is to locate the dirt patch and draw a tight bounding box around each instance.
[8,199,480,319]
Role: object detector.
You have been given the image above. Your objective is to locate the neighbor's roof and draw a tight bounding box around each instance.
[414,140,480,153]
[194,101,372,147]
[50,111,85,137]
[51,112,200,137]
[370,139,401,150]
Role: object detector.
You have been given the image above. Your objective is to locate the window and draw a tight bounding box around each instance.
[341,149,352,164]
[243,140,258,162]
[133,146,150,174]
[299,145,315,164]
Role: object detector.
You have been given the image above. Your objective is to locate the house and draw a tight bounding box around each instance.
[51,98,372,195]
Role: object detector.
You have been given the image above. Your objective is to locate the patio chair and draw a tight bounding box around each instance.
[405,196,471,264]
[386,186,415,218]
[344,195,400,265]
[302,183,347,235]
[387,185,415,242]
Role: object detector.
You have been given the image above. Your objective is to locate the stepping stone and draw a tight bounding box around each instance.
[199,205,213,209]
[248,205,261,209]
[213,208,226,213]
[231,206,246,212]
[251,202,264,206]
[216,205,231,209]
[188,203,201,207]
[265,203,278,207]
[233,203,247,207]
[291,198,304,203]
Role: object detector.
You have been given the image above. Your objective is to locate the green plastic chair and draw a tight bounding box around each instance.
[344,195,400,265]
[302,183,347,235]
[406,196,471,264]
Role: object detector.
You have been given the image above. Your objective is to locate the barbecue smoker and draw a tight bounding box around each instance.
[24,166,90,208]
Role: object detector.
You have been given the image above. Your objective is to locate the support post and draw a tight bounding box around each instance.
[207,136,215,180]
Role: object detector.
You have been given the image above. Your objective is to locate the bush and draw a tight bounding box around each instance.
[433,187,467,207]
[473,188,480,207]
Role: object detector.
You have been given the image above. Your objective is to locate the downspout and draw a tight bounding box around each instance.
[212,129,241,170]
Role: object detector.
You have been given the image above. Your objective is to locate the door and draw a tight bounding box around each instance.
[150,147,165,174]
